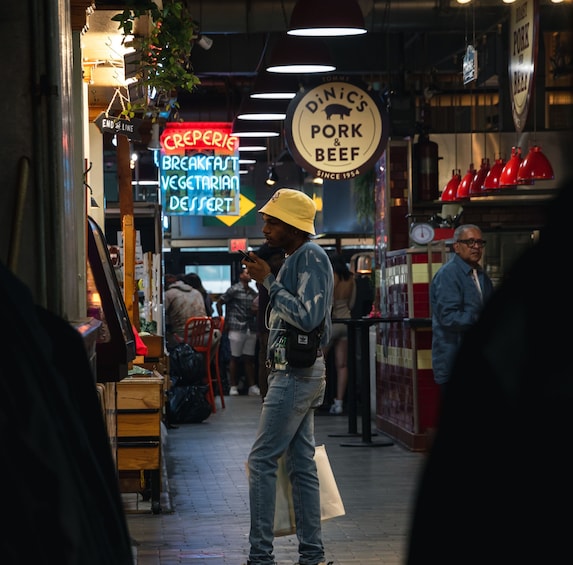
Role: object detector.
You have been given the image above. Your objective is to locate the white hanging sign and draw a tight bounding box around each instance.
[463,45,478,85]
[508,0,539,134]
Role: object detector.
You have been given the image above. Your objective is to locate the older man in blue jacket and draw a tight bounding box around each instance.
[430,223,493,391]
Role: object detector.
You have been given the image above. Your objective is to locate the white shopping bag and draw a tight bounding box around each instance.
[273,444,346,536]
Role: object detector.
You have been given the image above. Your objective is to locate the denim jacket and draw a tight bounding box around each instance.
[262,242,333,363]
[430,253,493,384]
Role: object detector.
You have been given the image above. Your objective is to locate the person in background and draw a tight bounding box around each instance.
[254,243,285,401]
[164,273,206,351]
[183,272,213,316]
[430,224,493,393]
[407,181,572,565]
[241,188,334,565]
[324,254,356,415]
[216,266,259,396]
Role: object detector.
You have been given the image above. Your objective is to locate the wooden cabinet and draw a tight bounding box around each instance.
[116,374,164,514]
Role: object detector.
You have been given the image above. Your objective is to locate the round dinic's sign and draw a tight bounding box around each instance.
[285,78,388,181]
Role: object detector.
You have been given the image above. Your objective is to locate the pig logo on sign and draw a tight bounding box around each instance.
[324,103,352,120]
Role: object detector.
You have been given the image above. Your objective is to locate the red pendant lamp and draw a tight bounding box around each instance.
[499,146,523,187]
[456,163,476,200]
[469,158,490,195]
[483,156,506,190]
[517,145,555,183]
[441,169,461,201]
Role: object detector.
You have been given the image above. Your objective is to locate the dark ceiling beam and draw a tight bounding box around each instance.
[190,30,484,78]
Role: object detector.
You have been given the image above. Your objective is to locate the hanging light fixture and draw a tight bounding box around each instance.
[499,146,523,187]
[287,0,367,37]
[517,145,555,183]
[266,35,336,74]
[231,119,281,139]
[469,157,490,195]
[265,165,279,186]
[483,155,506,190]
[250,72,300,100]
[237,142,267,154]
[441,170,462,201]
[456,163,476,200]
[236,99,288,121]
[355,253,374,274]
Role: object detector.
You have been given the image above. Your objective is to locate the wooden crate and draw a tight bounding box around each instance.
[116,374,165,513]
[117,411,161,436]
[117,444,160,470]
[117,380,162,410]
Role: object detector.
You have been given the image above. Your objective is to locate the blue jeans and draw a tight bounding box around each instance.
[247,357,327,565]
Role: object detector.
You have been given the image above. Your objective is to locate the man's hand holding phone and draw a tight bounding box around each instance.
[238,250,271,284]
[239,249,255,262]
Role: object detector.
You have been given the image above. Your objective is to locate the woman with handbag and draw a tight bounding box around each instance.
[241,188,334,565]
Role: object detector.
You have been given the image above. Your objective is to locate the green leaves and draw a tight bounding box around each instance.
[111,0,201,119]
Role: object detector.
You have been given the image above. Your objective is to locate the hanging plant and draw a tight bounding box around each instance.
[353,167,376,229]
[111,0,201,120]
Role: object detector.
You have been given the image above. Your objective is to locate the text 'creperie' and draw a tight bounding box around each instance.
[161,128,238,153]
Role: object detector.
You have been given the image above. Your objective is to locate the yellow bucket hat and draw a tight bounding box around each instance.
[259,188,316,235]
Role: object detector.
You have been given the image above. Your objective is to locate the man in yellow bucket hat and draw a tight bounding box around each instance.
[241,188,334,565]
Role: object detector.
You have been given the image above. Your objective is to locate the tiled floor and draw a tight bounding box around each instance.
[124,394,426,565]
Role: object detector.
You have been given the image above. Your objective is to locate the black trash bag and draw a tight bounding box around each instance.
[169,342,205,385]
[168,384,212,424]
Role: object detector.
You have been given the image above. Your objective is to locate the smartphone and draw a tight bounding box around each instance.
[238,249,255,262]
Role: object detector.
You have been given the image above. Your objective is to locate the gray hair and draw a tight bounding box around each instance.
[454,224,482,241]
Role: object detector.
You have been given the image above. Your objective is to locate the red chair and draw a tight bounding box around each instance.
[183,316,225,412]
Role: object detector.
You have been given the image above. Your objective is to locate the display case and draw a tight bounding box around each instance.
[87,216,136,382]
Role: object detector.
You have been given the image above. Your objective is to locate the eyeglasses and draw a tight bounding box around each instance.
[457,238,486,248]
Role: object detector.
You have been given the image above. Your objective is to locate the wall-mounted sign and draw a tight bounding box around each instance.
[228,238,248,253]
[159,122,240,216]
[284,77,389,181]
[508,0,539,134]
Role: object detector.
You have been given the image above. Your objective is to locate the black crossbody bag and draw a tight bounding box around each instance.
[285,319,325,368]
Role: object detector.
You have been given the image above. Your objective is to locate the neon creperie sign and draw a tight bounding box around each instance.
[159,122,240,216]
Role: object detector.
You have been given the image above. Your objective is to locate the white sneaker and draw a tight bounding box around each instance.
[229,386,239,396]
[329,400,343,415]
[248,385,260,396]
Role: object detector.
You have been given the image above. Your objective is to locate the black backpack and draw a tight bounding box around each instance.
[169,342,205,386]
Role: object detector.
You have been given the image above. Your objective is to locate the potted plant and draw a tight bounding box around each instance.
[111,0,202,120]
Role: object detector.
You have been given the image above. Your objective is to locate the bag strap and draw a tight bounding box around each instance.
[286,318,325,336]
